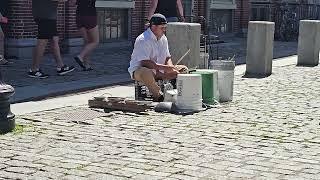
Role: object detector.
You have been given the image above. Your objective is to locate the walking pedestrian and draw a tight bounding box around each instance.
[71,0,99,71]
[0,0,9,65]
[147,0,185,23]
[28,0,75,79]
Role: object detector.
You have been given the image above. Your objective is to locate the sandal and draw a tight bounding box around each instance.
[83,67,93,71]
[74,56,86,69]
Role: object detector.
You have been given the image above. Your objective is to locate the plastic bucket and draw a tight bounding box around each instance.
[210,60,235,102]
[191,69,219,104]
[176,74,202,110]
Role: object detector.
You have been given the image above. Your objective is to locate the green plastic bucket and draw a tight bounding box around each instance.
[190,70,218,104]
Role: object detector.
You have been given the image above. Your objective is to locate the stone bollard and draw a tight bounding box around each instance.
[297,20,320,66]
[166,23,201,68]
[0,72,15,134]
[245,21,275,77]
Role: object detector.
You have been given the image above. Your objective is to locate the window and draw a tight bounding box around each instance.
[212,0,234,3]
[210,10,233,33]
[251,5,271,21]
[210,0,236,9]
[96,0,135,9]
[97,8,128,42]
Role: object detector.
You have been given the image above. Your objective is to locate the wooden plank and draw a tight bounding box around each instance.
[88,99,153,113]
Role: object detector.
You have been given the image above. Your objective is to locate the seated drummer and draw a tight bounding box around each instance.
[128,14,187,102]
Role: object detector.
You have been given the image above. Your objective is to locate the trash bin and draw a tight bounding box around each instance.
[210,60,235,102]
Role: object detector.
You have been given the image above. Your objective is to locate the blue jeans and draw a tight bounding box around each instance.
[166,17,179,22]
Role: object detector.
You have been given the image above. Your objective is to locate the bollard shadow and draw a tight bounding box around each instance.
[242,73,272,79]
[296,64,319,67]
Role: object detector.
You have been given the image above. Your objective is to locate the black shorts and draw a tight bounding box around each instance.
[35,19,58,39]
[76,16,97,30]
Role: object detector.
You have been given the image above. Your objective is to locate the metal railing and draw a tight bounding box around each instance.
[252,1,320,41]
[183,15,223,66]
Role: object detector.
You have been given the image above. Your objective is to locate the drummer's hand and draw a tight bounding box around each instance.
[162,65,179,74]
[165,71,179,80]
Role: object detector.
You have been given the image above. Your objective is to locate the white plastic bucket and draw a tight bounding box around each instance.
[164,89,178,103]
[210,60,235,102]
[176,99,203,110]
[176,74,202,111]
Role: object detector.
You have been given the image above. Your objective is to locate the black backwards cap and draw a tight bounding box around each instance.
[149,14,167,26]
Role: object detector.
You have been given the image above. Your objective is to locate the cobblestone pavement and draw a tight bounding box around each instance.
[2,38,297,89]
[1,63,319,179]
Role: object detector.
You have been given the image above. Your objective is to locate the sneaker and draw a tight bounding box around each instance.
[74,56,85,69]
[57,65,75,75]
[83,66,93,71]
[28,69,49,79]
[0,55,8,65]
[0,59,8,65]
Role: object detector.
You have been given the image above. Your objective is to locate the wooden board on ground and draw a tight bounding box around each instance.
[88,97,155,113]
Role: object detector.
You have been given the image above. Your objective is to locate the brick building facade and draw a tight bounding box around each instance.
[5,0,136,59]
[3,0,250,59]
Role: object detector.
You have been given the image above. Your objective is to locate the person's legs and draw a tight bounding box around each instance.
[0,25,4,57]
[0,25,8,65]
[80,27,89,47]
[78,26,99,65]
[28,37,49,78]
[134,67,162,100]
[78,27,90,66]
[51,36,64,68]
[75,16,99,70]
[51,36,75,75]
[31,38,48,71]
[30,19,74,78]
[31,19,51,72]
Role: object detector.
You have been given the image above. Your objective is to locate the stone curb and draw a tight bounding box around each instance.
[11,73,133,103]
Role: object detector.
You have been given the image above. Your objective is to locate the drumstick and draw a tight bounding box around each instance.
[175,49,190,65]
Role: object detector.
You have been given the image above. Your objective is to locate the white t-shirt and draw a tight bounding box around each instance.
[128,28,171,79]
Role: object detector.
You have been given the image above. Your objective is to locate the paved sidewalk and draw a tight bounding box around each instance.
[3,45,133,103]
[2,38,297,103]
[1,56,319,179]
[3,45,132,88]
